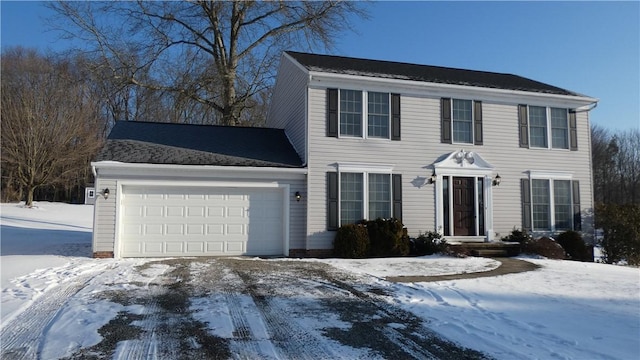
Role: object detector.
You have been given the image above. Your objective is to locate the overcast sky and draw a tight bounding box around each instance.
[2,1,638,131]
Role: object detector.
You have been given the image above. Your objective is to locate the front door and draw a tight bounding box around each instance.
[453,177,475,236]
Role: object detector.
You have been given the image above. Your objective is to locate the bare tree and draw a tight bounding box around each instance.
[591,124,640,205]
[1,47,105,206]
[48,1,368,126]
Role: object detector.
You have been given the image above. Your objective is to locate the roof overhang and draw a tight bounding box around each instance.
[307,71,598,110]
[92,161,307,180]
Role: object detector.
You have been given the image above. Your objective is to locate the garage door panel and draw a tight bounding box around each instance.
[144,242,164,254]
[187,224,204,235]
[165,242,184,253]
[120,186,284,257]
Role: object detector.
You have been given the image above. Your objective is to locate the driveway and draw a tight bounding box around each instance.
[1,258,490,360]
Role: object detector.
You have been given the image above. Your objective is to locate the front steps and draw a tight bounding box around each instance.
[448,241,521,257]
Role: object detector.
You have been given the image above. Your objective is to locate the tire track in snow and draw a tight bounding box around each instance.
[236,270,339,359]
[0,272,97,360]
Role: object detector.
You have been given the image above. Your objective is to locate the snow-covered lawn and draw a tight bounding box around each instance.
[1,202,639,359]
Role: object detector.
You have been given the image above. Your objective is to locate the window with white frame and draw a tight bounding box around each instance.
[340,172,391,225]
[339,89,390,138]
[452,99,473,144]
[531,178,573,231]
[529,106,569,149]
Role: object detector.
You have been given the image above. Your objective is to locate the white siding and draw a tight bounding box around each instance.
[267,55,309,162]
[305,88,594,249]
[93,178,117,253]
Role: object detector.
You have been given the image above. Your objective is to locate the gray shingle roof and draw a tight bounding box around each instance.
[95,121,303,167]
[286,51,582,97]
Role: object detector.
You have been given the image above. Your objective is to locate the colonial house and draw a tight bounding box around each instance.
[91,52,597,258]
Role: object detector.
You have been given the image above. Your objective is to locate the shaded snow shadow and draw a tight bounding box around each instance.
[0,225,92,257]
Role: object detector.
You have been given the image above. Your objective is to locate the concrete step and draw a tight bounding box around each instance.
[472,249,509,257]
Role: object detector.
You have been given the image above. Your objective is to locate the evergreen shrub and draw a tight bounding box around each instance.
[366,218,409,257]
[556,231,591,262]
[410,231,448,256]
[333,223,369,258]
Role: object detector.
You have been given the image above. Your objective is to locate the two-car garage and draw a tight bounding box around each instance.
[90,121,306,259]
[119,185,286,257]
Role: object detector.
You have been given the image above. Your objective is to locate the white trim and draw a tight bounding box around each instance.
[114,180,291,258]
[92,161,307,174]
[527,170,573,180]
[309,71,598,108]
[337,162,394,173]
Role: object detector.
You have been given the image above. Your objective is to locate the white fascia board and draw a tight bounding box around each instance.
[308,71,598,109]
[92,161,307,179]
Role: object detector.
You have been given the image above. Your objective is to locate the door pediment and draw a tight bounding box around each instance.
[433,150,494,174]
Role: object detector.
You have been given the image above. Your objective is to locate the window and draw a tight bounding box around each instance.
[551,108,568,149]
[339,90,362,137]
[452,99,473,143]
[553,180,572,230]
[527,106,570,149]
[339,172,391,225]
[441,98,482,145]
[368,173,391,219]
[529,106,547,148]
[338,89,390,138]
[340,173,363,224]
[368,92,390,138]
[530,179,573,231]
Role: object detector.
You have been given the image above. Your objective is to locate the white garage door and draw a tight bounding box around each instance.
[120,186,284,257]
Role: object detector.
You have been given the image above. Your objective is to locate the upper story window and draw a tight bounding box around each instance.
[441,97,483,145]
[339,90,363,137]
[452,99,473,144]
[519,105,576,150]
[326,89,401,140]
[338,89,389,138]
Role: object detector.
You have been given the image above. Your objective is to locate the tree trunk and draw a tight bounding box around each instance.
[25,186,35,207]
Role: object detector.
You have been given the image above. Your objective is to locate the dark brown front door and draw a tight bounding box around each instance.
[453,177,475,236]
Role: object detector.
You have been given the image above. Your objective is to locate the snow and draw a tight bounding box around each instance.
[1,202,639,359]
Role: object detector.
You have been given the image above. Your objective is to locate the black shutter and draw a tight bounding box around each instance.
[391,93,401,140]
[572,180,581,231]
[441,98,452,144]
[518,104,529,148]
[392,174,402,221]
[521,178,532,231]
[327,172,339,230]
[474,101,483,145]
[327,89,338,137]
[569,110,578,151]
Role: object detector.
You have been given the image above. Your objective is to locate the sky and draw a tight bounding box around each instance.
[1,1,638,131]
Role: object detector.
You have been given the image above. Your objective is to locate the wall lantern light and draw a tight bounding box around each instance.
[428,170,437,184]
[295,191,302,202]
[492,174,502,186]
[99,188,110,200]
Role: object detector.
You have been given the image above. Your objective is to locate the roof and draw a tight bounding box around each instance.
[286,51,582,97]
[95,121,304,168]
